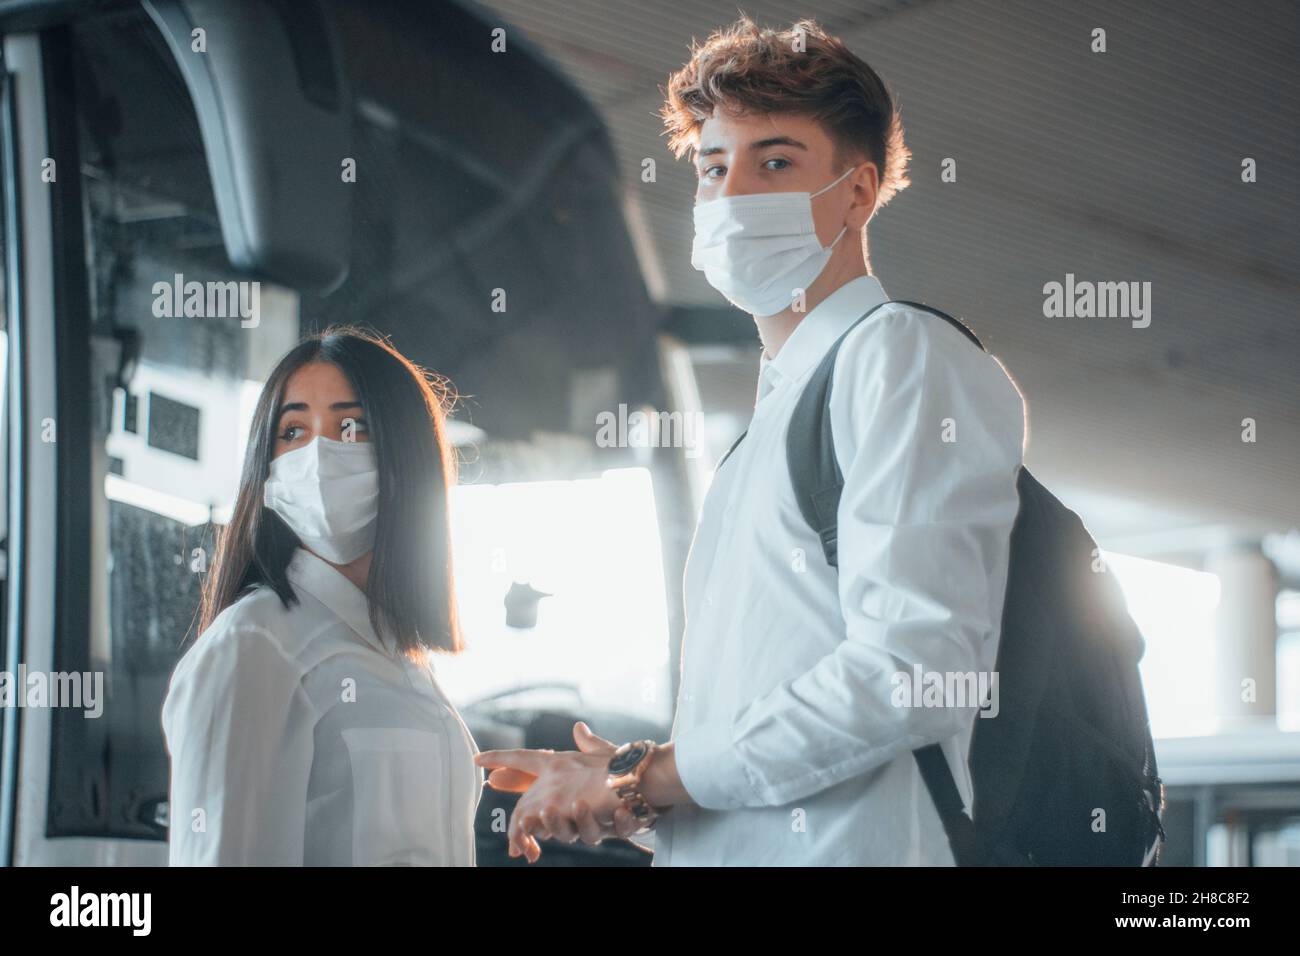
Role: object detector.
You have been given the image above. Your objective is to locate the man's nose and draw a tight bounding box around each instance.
[719,163,761,198]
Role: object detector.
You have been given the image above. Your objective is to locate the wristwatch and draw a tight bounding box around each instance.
[606,739,661,831]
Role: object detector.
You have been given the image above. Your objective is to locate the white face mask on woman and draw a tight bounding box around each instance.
[263,436,380,564]
[690,165,857,317]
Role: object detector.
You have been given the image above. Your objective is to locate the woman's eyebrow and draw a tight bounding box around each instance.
[274,400,362,421]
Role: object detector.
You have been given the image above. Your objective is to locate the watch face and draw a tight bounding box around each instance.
[608,742,647,775]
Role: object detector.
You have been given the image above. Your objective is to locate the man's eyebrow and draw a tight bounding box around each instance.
[751,136,808,151]
[695,137,809,161]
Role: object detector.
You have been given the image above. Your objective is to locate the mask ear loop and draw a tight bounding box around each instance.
[812,163,862,249]
[810,163,859,198]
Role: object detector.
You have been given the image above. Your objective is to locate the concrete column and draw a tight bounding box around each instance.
[1206,543,1278,730]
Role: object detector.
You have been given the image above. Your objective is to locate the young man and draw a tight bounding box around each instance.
[475,16,1026,866]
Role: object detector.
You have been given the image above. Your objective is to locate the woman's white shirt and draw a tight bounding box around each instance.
[161,547,483,865]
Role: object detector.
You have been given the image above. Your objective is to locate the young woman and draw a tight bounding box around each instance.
[162,326,482,865]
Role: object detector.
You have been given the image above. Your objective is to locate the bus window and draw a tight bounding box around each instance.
[43,10,302,843]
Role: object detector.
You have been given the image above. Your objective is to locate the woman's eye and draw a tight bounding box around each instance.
[279,424,303,442]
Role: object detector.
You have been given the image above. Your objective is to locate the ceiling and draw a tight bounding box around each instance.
[473,0,1299,560]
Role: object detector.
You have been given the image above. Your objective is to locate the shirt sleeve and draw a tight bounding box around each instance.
[673,307,1025,809]
[162,617,317,864]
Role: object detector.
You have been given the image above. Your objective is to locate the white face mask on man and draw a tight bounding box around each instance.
[263,435,380,565]
[690,164,858,317]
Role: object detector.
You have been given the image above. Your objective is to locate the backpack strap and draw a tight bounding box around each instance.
[915,743,981,866]
[715,426,748,471]
[786,300,985,568]
[717,302,982,488]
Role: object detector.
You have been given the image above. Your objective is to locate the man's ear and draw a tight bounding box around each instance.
[847,160,880,229]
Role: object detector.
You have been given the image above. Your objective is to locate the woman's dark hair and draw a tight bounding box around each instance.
[195,325,463,658]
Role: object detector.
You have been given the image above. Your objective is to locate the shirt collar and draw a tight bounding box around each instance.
[757,275,889,402]
[286,547,398,657]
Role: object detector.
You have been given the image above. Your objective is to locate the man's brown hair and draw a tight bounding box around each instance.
[661,16,911,210]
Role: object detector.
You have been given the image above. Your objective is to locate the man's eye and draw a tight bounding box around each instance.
[763,157,791,171]
[700,164,725,180]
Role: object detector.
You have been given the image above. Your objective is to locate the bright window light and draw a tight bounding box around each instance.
[437,467,672,726]
[104,473,209,526]
[1277,590,1300,731]
[1104,551,1221,739]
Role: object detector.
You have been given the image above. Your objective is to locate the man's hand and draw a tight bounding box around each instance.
[475,722,648,862]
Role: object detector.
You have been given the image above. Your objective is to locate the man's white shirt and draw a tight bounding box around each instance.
[655,276,1026,866]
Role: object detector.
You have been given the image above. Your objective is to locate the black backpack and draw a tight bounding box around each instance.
[718,299,1167,866]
